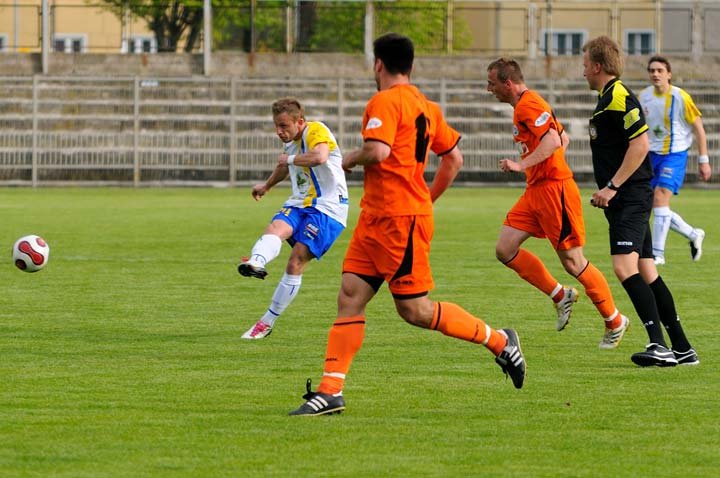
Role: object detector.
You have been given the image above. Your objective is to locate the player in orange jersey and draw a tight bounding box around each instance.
[487,58,629,348]
[289,34,525,416]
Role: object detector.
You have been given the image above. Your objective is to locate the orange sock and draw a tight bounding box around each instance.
[430,302,507,356]
[317,316,365,395]
[576,262,621,327]
[505,249,560,298]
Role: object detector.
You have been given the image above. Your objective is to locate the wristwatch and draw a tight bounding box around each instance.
[606,180,619,191]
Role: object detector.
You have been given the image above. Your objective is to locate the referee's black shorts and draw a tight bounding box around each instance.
[603,182,654,258]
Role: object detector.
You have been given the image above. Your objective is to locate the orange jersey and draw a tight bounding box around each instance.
[360,84,461,216]
[513,90,573,185]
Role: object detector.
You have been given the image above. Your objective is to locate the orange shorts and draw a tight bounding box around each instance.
[343,212,434,297]
[504,178,586,250]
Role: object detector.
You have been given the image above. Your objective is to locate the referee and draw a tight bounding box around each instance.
[581,36,698,367]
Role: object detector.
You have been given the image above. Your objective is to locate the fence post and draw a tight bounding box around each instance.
[337,78,345,148]
[229,77,237,186]
[446,0,454,54]
[133,76,140,187]
[31,74,39,187]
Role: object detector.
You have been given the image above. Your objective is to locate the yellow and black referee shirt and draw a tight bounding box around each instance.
[589,78,653,189]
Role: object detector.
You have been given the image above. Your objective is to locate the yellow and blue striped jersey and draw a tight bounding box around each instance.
[283,121,349,227]
[639,85,701,154]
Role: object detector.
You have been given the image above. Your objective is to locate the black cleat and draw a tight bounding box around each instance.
[289,379,346,416]
[238,257,267,280]
[631,343,678,367]
[495,328,525,389]
[673,348,700,366]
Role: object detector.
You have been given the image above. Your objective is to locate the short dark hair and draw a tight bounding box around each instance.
[272,97,304,121]
[487,58,525,83]
[373,33,414,75]
[647,55,671,73]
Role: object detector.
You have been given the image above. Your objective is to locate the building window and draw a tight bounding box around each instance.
[123,36,157,54]
[541,30,587,56]
[53,35,87,53]
[625,30,655,55]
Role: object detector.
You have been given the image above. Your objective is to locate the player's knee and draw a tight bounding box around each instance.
[395,300,432,328]
[495,243,514,263]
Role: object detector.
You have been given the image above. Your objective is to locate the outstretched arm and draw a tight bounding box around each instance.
[252,158,289,201]
[429,146,463,203]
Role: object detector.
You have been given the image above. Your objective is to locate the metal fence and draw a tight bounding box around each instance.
[1,76,718,186]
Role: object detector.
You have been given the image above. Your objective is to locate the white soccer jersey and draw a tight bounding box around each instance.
[639,85,702,154]
[283,121,349,226]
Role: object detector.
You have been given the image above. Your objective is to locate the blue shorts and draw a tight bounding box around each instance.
[650,150,688,195]
[272,206,345,259]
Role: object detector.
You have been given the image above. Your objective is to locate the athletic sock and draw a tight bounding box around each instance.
[652,206,672,258]
[648,276,691,351]
[504,248,561,299]
[429,302,507,356]
[621,273,667,346]
[317,316,366,395]
[575,262,620,327]
[259,273,302,327]
[669,211,696,240]
[249,234,282,267]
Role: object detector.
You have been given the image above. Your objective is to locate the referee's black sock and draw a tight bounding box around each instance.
[649,275,692,352]
[621,273,667,347]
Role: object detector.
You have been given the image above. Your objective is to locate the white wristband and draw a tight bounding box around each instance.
[698,155,709,164]
[286,155,296,165]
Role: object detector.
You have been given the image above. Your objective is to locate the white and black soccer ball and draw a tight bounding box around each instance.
[13,235,50,272]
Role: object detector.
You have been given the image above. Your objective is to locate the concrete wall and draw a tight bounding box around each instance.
[3,51,720,82]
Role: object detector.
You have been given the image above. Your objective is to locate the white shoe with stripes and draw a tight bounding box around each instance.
[495,328,525,389]
[555,287,579,331]
[289,379,346,416]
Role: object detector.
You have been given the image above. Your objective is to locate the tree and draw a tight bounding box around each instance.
[96,1,205,53]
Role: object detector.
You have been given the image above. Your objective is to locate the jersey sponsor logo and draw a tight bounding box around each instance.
[366,117,383,130]
[623,108,641,130]
[535,111,551,127]
[652,125,665,138]
[616,241,633,246]
[588,120,597,140]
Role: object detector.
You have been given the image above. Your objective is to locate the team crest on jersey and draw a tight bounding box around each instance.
[588,120,597,140]
[366,117,383,130]
[512,125,519,137]
[623,108,641,130]
[535,111,551,127]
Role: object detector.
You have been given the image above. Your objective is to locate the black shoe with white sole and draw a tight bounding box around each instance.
[289,379,346,416]
[673,348,700,366]
[631,343,678,367]
[495,328,526,389]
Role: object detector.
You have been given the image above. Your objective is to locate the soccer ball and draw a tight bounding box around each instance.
[13,235,50,272]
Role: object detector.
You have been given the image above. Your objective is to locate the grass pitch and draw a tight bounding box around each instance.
[1,187,718,477]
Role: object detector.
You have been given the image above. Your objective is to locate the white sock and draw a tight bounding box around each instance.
[669,211,696,240]
[260,273,302,327]
[249,234,282,267]
[652,207,672,258]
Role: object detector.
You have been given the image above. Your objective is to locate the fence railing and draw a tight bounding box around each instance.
[0,76,718,186]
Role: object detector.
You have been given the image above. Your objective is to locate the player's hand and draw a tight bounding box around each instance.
[342,157,356,173]
[590,187,616,209]
[251,184,267,201]
[698,162,712,181]
[499,158,521,173]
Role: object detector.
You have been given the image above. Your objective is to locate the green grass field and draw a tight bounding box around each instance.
[1,187,718,477]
